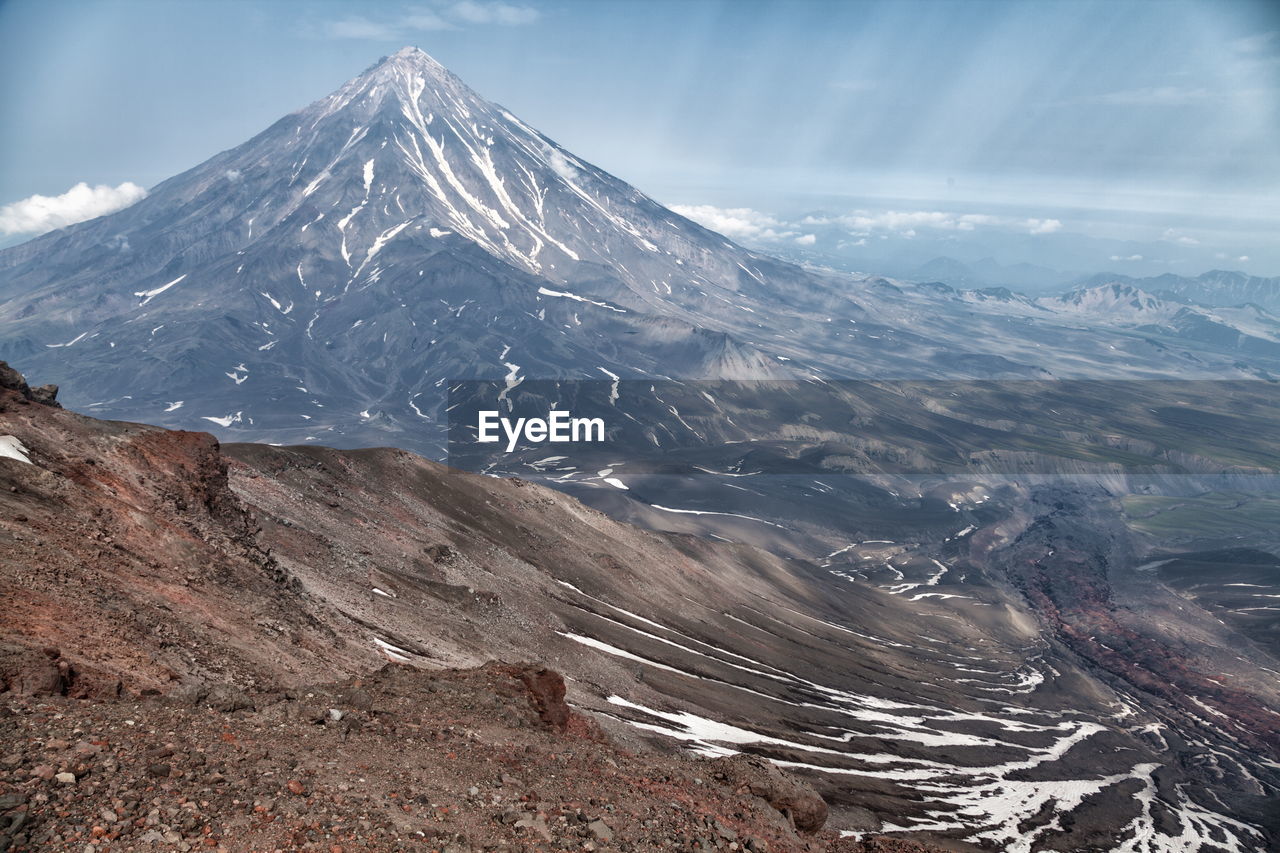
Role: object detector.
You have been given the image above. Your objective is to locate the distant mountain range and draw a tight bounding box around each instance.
[1040,282,1280,360]
[908,255,1069,292]
[905,256,1280,307]
[1072,269,1280,312]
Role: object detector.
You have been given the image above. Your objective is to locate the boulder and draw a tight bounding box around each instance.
[0,361,60,407]
[205,683,255,713]
[0,646,66,696]
[0,362,26,394]
[29,384,59,406]
[516,666,570,732]
[707,754,828,833]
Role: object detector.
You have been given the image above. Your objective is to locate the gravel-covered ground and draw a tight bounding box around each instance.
[0,662,941,853]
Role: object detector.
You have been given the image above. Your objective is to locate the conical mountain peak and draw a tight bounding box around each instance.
[308,45,472,122]
[367,45,452,83]
[268,48,751,297]
[390,45,431,60]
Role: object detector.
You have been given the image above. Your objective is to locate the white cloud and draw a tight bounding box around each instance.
[1161,228,1198,246]
[1239,255,1250,262]
[670,205,800,242]
[1026,218,1062,234]
[543,145,579,181]
[322,2,539,38]
[1109,254,1144,262]
[0,182,147,236]
[803,209,1064,237]
[800,210,996,233]
[794,234,816,246]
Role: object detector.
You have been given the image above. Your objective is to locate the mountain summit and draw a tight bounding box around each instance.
[285,43,691,288]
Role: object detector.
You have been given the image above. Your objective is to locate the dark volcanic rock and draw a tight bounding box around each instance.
[0,360,58,408]
[0,361,24,393]
[27,384,57,406]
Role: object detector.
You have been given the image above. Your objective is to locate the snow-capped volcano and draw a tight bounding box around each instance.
[0,46,779,318]
[2,46,1279,452]
[0,47,815,448]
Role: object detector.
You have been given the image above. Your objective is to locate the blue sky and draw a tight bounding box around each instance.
[1,0,1277,275]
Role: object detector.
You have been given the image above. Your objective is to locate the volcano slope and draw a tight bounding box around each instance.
[3,363,1276,851]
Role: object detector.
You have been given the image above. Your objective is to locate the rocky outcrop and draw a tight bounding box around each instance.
[0,361,58,408]
[708,755,829,834]
[0,369,347,697]
[0,644,122,700]
[514,665,571,732]
[0,645,66,697]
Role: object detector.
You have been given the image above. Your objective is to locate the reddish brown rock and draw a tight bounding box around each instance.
[0,646,66,696]
[516,665,570,732]
[709,755,829,834]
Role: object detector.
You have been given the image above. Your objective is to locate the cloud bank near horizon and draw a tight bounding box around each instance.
[671,203,1063,247]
